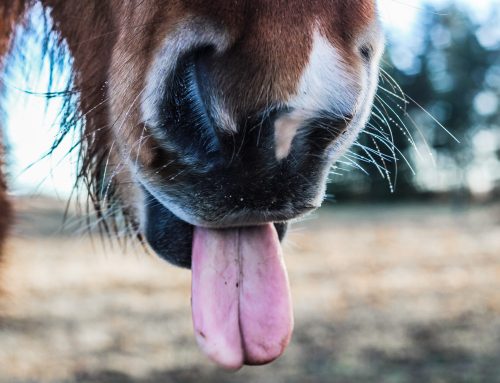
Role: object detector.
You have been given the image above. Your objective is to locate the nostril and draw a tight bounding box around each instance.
[157,47,222,162]
[359,44,373,62]
[192,46,216,92]
[302,113,353,152]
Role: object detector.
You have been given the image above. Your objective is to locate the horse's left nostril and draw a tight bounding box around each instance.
[360,44,373,62]
[273,108,353,161]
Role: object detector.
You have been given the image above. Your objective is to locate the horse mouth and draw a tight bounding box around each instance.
[138,41,345,372]
[142,188,294,369]
[142,188,290,268]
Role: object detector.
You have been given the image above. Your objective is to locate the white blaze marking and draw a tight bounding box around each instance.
[274,30,359,160]
[291,31,358,114]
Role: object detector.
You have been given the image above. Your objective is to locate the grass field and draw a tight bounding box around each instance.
[1,197,500,383]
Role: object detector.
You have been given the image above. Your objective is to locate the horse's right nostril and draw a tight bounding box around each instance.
[157,49,222,162]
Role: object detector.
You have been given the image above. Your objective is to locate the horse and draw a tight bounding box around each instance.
[0,0,384,369]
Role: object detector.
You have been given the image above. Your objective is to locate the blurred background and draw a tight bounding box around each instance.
[1,1,499,382]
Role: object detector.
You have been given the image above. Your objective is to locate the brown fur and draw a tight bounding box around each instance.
[0,0,378,257]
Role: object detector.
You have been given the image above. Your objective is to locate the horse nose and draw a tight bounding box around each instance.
[156,40,353,167]
[156,46,291,165]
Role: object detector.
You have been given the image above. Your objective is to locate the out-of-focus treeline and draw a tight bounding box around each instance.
[329,3,500,202]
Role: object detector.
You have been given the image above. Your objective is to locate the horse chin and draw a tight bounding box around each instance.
[142,189,193,268]
[141,189,288,269]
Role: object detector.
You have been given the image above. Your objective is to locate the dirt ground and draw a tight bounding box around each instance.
[1,197,499,383]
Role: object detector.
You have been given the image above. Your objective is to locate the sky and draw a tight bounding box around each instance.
[3,0,499,197]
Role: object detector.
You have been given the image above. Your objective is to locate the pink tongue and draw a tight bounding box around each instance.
[191,224,294,370]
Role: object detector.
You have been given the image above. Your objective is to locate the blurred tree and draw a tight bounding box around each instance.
[328,3,500,202]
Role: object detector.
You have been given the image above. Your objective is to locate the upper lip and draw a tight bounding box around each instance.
[190,206,318,229]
